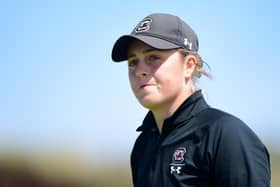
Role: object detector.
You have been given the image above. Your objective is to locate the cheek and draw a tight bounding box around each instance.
[161,77,182,91]
[159,64,185,85]
[128,73,137,91]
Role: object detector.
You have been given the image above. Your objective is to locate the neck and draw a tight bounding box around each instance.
[151,90,193,134]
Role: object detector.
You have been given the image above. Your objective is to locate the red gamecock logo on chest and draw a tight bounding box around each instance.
[173,148,186,162]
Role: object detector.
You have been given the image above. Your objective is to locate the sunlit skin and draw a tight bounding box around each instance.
[127,40,197,132]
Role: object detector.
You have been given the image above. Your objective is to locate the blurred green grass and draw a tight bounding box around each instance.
[271,151,280,187]
[0,149,278,186]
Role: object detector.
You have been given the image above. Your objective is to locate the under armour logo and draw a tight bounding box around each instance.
[183,38,192,50]
[170,166,182,174]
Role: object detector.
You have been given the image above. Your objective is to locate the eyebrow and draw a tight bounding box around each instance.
[127,48,158,60]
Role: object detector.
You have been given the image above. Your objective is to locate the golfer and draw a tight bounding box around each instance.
[111,13,270,187]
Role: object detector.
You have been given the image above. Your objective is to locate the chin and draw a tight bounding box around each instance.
[138,98,160,109]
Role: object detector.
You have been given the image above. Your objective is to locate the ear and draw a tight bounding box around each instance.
[184,55,197,79]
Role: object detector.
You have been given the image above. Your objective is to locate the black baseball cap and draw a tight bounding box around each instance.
[111,13,199,62]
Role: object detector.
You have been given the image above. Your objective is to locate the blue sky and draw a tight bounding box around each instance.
[0,0,279,161]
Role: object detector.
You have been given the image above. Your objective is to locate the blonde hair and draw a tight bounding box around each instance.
[178,49,212,91]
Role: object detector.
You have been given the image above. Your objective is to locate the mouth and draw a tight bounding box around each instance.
[139,84,155,89]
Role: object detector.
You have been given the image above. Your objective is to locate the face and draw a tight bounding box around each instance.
[127,40,194,111]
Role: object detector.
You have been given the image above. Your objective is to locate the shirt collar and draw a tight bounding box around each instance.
[136,90,209,133]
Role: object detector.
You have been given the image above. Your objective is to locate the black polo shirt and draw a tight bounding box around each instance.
[131,90,270,187]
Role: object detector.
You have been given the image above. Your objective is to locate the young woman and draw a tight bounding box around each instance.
[111,13,270,187]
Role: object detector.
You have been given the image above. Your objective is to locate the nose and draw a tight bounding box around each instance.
[135,61,149,78]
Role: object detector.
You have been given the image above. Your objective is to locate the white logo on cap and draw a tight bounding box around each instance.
[184,38,192,50]
[135,18,152,33]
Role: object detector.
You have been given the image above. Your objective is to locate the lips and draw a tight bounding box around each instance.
[139,84,155,89]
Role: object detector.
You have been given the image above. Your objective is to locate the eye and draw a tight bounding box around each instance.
[128,59,138,67]
[147,55,160,64]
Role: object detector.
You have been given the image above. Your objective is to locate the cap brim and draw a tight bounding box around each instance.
[111,35,180,62]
